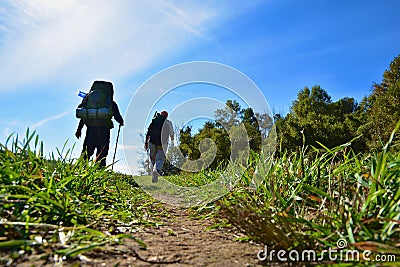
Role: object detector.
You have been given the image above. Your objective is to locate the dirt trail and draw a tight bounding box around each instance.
[81,206,263,266]
[15,205,266,266]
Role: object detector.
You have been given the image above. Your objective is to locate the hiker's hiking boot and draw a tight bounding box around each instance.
[152,169,162,183]
[151,169,158,183]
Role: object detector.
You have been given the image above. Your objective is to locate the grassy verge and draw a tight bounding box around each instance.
[218,122,400,265]
[0,129,159,265]
[2,125,399,266]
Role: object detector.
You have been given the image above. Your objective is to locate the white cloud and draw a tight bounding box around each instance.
[31,112,68,129]
[153,1,212,38]
[0,0,217,91]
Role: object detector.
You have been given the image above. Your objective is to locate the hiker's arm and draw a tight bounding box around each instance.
[112,102,124,126]
[75,120,84,139]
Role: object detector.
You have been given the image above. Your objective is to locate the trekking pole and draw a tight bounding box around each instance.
[112,124,121,172]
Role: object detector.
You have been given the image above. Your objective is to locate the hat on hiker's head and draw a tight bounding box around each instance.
[161,110,168,117]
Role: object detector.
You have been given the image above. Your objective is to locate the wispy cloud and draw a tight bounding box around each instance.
[31,112,68,129]
[0,0,218,92]
[152,1,212,38]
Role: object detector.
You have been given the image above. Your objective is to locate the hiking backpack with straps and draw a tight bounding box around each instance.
[76,81,114,127]
[149,112,167,145]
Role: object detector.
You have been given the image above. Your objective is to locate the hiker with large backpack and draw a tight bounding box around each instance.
[145,110,174,183]
[75,81,124,167]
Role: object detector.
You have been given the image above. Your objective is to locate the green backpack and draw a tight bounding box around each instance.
[76,81,114,127]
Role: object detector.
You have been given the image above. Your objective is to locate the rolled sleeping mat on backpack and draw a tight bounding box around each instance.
[76,108,113,120]
[76,108,86,119]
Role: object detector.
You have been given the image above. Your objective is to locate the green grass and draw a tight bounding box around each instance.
[0,129,158,265]
[217,121,400,265]
[1,124,400,266]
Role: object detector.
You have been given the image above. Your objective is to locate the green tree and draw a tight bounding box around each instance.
[178,100,269,171]
[360,54,400,151]
[242,107,261,153]
[277,85,359,152]
[256,112,274,139]
[179,122,230,171]
[214,99,242,127]
[179,126,195,159]
[215,100,266,154]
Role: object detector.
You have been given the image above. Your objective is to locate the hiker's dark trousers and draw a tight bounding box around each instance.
[82,126,110,167]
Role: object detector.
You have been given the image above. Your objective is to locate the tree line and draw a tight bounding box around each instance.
[141,54,399,175]
[276,54,400,154]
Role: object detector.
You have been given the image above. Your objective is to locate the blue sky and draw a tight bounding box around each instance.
[1,0,399,174]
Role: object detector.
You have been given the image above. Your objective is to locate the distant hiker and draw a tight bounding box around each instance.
[75,81,124,167]
[145,110,174,183]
